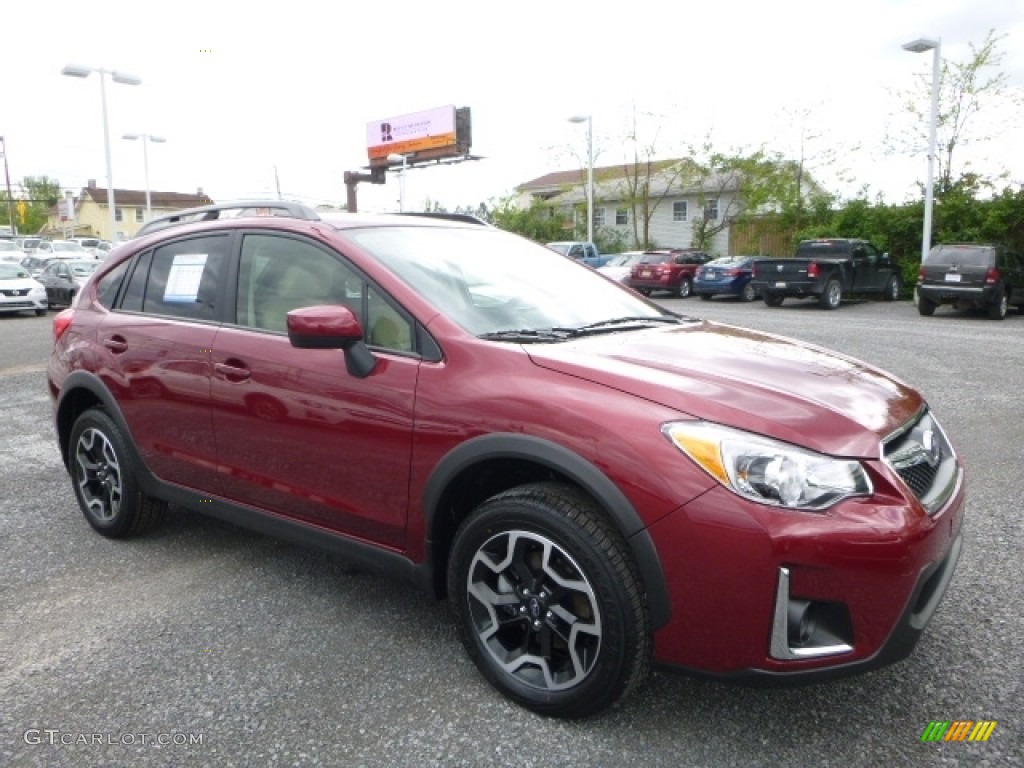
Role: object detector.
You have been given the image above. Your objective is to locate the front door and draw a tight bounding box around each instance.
[210,233,420,548]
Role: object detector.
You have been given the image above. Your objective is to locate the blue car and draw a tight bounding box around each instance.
[694,256,762,301]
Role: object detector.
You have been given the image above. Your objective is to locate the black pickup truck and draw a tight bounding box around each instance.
[751,238,902,309]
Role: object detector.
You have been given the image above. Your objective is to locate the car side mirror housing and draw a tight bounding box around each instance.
[286,305,377,378]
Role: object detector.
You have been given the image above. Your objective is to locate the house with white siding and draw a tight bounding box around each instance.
[516,158,814,257]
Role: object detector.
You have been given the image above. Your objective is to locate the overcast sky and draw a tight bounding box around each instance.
[4,0,1023,214]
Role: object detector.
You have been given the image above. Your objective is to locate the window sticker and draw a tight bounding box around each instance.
[164,253,208,303]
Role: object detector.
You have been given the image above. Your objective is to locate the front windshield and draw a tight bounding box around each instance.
[0,264,30,279]
[54,242,87,252]
[347,226,673,337]
[67,260,99,278]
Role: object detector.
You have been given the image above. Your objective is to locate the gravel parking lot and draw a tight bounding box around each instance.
[1,298,1021,767]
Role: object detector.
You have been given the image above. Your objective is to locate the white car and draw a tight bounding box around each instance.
[36,240,92,258]
[597,251,646,284]
[0,240,28,263]
[0,262,48,316]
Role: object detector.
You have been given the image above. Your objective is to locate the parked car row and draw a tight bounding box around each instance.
[0,257,99,317]
[588,239,1022,320]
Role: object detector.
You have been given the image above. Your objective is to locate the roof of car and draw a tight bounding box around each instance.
[135,201,491,239]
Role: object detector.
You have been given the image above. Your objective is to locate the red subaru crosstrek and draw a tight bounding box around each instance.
[48,203,965,718]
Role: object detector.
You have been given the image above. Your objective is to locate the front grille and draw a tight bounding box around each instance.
[883,409,959,514]
[1,289,30,297]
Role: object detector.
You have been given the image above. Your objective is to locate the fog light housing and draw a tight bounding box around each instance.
[770,568,854,660]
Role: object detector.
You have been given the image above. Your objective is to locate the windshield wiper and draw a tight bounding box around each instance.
[477,329,573,343]
[554,315,688,336]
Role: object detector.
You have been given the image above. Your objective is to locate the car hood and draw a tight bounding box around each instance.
[0,277,43,291]
[525,320,922,457]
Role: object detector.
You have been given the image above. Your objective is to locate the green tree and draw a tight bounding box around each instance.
[895,29,1022,193]
[488,196,567,243]
[0,176,62,234]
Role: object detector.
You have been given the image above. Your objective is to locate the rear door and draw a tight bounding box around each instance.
[851,243,887,291]
[97,233,228,493]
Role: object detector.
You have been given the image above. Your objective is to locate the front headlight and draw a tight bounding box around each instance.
[663,421,872,511]
[28,285,46,298]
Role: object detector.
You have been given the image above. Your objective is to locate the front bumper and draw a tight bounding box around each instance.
[647,455,966,682]
[0,294,47,313]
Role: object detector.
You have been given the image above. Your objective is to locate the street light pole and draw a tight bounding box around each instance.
[568,115,594,244]
[386,153,408,212]
[0,136,16,236]
[902,37,941,262]
[61,64,141,241]
[123,133,166,221]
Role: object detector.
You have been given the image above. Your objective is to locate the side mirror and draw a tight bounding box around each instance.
[287,305,377,378]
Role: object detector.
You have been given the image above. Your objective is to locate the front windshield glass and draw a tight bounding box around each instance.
[68,260,99,278]
[54,242,87,252]
[346,226,673,337]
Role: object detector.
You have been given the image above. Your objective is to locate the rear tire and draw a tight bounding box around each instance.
[917,295,937,316]
[448,483,650,719]
[740,283,757,302]
[988,292,1008,320]
[820,279,842,310]
[676,279,692,298]
[700,293,713,301]
[69,408,166,538]
[764,293,784,307]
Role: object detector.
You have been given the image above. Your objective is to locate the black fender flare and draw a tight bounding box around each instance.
[422,432,671,630]
[54,371,160,498]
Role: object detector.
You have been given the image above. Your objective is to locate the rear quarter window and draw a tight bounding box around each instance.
[94,259,132,309]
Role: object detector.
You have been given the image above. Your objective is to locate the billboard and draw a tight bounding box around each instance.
[366,105,458,163]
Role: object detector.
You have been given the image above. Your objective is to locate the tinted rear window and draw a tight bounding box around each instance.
[924,246,994,267]
[796,241,852,257]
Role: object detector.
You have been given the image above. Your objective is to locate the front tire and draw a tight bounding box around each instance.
[820,279,842,309]
[740,282,757,302]
[448,483,650,719]
[69,408,166,538]
[883,275,900,301]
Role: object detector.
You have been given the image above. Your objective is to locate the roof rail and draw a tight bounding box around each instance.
[395,211,490,226]
[135,200,322,238]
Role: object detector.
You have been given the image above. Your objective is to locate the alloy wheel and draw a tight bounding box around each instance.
[74,427,123,523]
[465,529,602,691]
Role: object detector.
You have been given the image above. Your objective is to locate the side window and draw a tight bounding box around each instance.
[367,286,414,352]
[120,251,153,312]
[568,244,583,260]
[140,235,228,321]
[237,234,363,334]
[95,259,132,309]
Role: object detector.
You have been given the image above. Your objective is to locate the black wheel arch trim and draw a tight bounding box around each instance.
[422,432,671,630]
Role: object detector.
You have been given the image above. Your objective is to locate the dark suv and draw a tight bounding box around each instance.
[917,243,1024,319]
[48,202,964,718]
